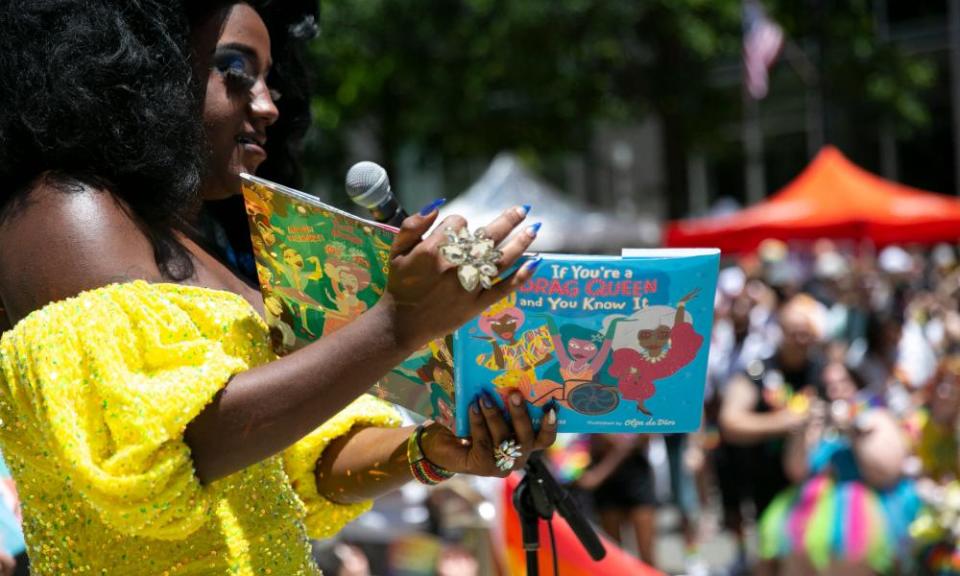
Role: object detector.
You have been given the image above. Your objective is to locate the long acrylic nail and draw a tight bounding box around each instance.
[546,407,557,425]
[481,394,496,409]
[524,257,543,273]
[418,198,447,216]
[471,401,481,414]
[517,204,531,217]
[526,222,542,237]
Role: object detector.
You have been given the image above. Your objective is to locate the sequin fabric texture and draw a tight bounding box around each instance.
[0,281,400,575]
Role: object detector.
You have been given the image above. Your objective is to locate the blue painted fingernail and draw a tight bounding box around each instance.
[418,198,446,216]
[526,222,542,237]
[482,393,496,409]
[525,257,543,272]
[471,401,481,414]
[520,204,531,216]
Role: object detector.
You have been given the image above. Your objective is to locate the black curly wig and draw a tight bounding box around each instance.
[0,0,205,278]
[0,0,319,280]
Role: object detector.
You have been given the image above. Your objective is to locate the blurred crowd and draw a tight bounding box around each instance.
[574,238,960,576]
[706,239,960,575]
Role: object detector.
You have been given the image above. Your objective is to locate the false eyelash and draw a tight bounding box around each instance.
[223,67,257,91]
[225,68,282,102]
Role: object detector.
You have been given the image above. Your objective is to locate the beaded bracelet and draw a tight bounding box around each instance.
[407,424,456,486]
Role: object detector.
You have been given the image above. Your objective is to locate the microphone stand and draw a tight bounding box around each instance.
[512,452,606,575]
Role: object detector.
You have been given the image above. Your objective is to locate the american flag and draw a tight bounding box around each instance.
[743,0,784,99]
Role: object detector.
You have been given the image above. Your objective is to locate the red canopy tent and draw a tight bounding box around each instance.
[665,146,960,254]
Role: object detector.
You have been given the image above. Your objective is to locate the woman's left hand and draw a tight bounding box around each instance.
[420,389,558,477]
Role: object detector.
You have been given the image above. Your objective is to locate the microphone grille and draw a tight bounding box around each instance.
[345,161,390,209]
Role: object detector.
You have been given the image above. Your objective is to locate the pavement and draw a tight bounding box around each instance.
[650,506,756,576]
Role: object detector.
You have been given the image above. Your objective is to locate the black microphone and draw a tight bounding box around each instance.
[345,161,409,227]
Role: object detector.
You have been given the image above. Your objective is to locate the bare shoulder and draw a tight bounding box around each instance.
[0,174,163,323]
[721,374,757,412]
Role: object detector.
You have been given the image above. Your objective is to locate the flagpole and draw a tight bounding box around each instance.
[874,0,899,181]
[803,45,824,158]
[781,39,823,157]
[740,0,767,206]
[950,0,960,195]
[742,87,766,206]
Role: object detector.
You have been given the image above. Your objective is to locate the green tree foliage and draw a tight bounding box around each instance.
[303,0,934,196]
[772,0,936,132]
[306,0,631,182]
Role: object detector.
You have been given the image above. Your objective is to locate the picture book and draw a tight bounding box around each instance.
[450,250,720,436]
[240,173,443,418]
[240,173,720,436]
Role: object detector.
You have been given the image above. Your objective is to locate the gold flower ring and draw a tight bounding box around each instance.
[493,438,523,472]
[438,226,503,291]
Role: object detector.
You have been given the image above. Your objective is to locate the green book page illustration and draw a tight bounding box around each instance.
[241,174,451,424]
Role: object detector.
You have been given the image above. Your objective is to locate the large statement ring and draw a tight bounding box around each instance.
[439,226,503,291]
[494,439,523,472]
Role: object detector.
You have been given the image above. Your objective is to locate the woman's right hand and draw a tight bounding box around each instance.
[378,204,540,350]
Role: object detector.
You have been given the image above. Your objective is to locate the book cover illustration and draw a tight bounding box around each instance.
[452,252,720,436]
[240,174,445,420]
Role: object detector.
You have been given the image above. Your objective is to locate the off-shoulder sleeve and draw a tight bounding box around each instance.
[0,282,272,540]
[283,394,401,539]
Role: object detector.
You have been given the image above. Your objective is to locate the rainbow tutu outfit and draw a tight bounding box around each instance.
[759,437,920,573]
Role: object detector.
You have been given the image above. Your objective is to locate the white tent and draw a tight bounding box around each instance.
[440,153,661,253]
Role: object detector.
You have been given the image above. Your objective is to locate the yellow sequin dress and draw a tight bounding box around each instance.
[0,281,400,575]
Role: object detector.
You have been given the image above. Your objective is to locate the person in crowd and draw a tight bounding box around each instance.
[757,361,919,576]
[916,356,960,484]
[910,356,960,575]
[575,434,658,567]
[854,310,915,410]
[311,540,373,576]
[707,268,779,574]
[900,301,940,392]
[0,1,555,574]
[664,432,709,576]
[719,294,826,524]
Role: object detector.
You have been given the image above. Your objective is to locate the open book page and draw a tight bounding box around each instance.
[240,174,450,424]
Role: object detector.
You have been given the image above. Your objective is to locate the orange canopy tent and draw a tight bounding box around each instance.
[665,146,960,254]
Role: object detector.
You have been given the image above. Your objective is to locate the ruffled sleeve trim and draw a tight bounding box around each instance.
[283,394,401,539]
